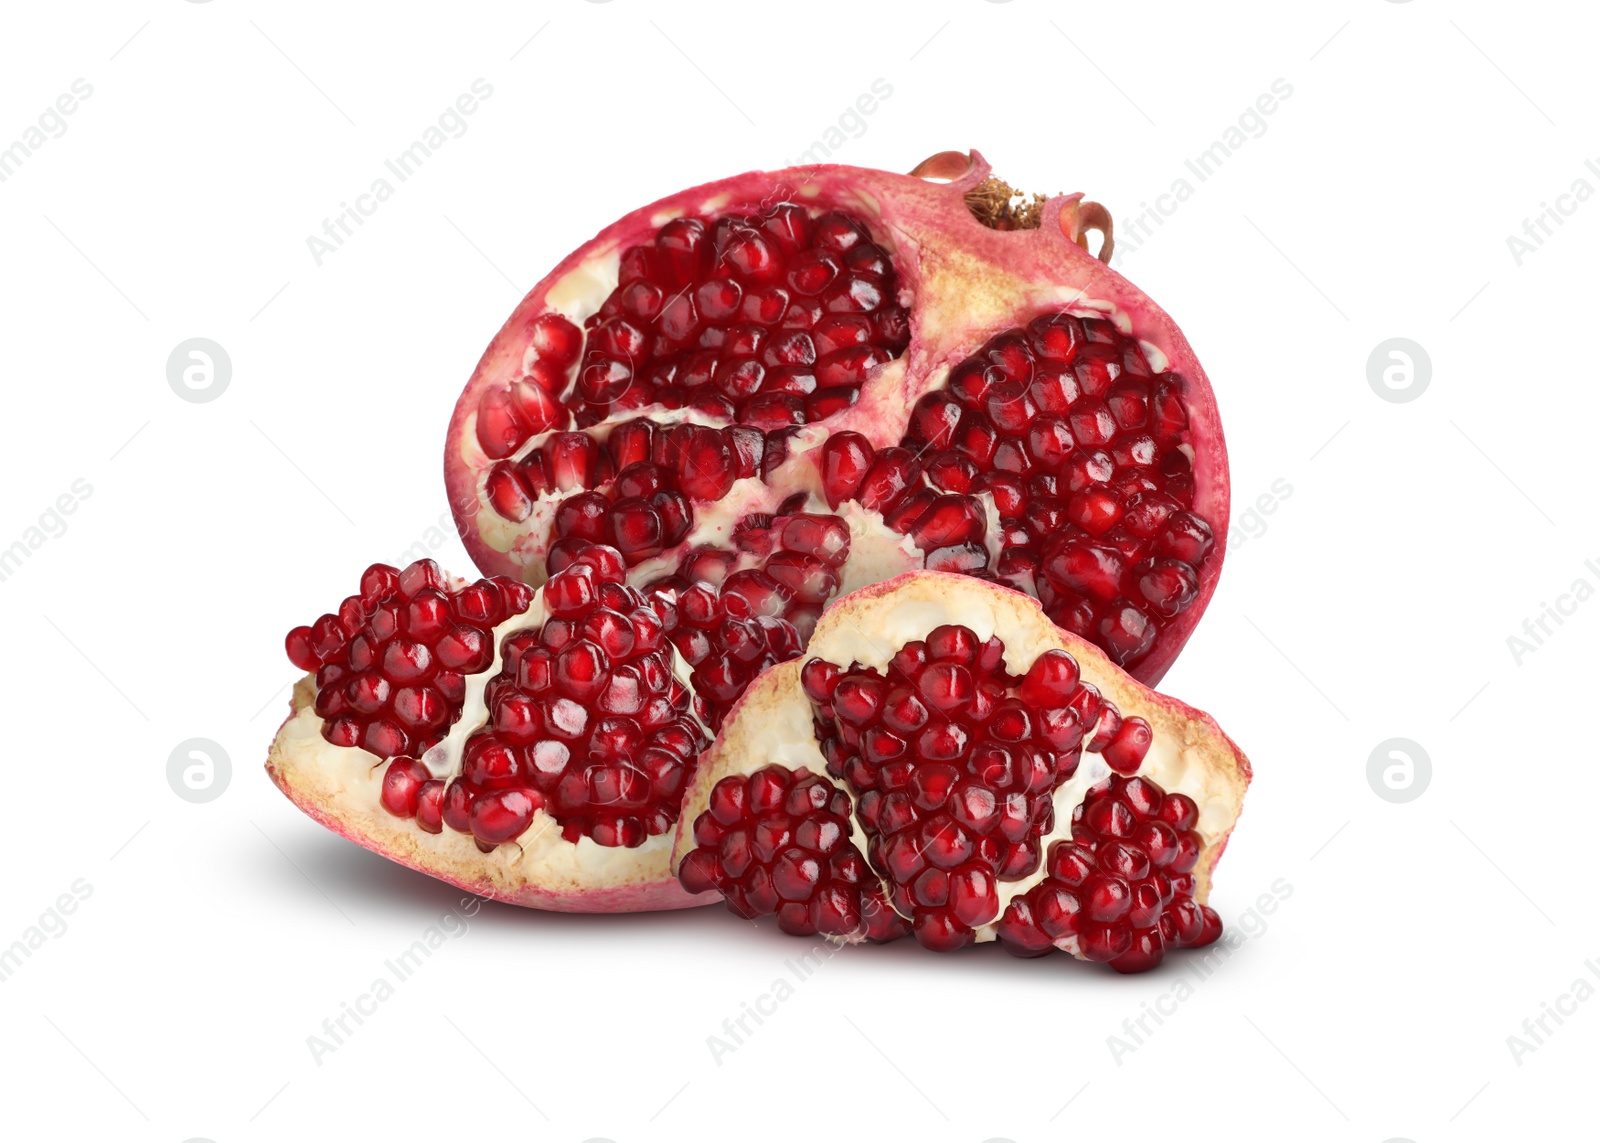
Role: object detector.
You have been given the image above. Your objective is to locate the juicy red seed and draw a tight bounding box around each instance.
[414,781,445,833]
[1097,602,1156,666]
[909,494,985,551]
[671,425,737,501]
[781,514,851,566]
[820,431,874,508]
[1067,487,1123,536]
[530,312,583,366]
[1157,511,1215,563]
[1042,536,1127,603]
[475,380,570,460]
[380,758,431,818]
[1018,649,1081,708]
[544,566,597,616]
[285,626,319,673]
[908,392,963,448]
[470,787,544,845]
[857,449,919,512]
[486,463,534,522]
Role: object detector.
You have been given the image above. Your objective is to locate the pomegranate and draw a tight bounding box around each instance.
[672,572,1250,971]
[445,151,1228,684]
[267,537,841,910]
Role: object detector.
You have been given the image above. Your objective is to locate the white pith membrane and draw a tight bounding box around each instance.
[669,572,1250,952]
[265,566,717,913]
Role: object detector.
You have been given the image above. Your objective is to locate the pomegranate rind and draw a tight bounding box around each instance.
[266,677,714,913]
[669,571,1250,943]
[443,151,1228,685]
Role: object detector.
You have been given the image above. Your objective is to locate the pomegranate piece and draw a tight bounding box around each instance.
[671,570,1250,972]
[445,152,1227,687]
[268,544,829,911]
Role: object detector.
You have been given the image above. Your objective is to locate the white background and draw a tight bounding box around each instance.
[0,2,1592,1140]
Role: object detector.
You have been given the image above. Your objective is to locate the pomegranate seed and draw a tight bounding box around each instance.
[475,382,548,460]
[909,494,985,550]
[470,788,544,846]
[529,312,582,365]
[1096,602,1157,665]
[380,758,431,818]
[414,780,445,833]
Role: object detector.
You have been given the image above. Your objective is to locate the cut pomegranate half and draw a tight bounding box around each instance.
[445,151,1228,684]
[267,549,814,911]
[671,571,1250,970]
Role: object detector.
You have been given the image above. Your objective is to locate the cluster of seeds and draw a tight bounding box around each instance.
[679,765,908,942]
[571,204,910,428]
[798,626,1151,951]
[646,510,853,652]
[473,312,585,460]
[821,311,1215,668]
[485,416,798,565]
[286,560,532,759]
[997,774,1221,972]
